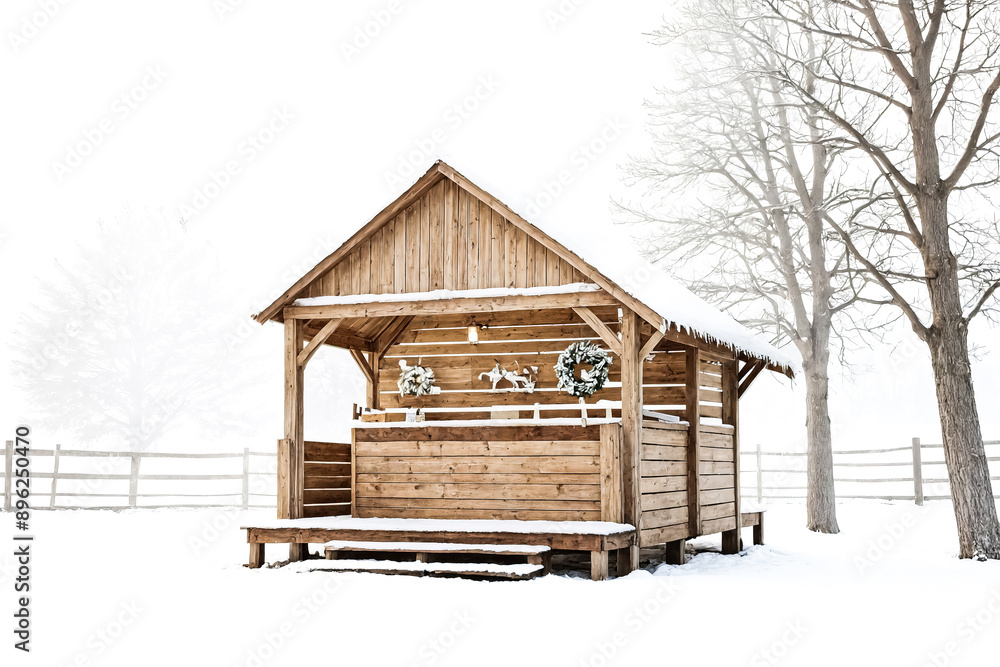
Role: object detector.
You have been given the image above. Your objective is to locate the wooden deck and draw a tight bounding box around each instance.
[243,516,635,580]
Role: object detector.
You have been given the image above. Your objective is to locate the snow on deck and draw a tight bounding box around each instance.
[352,417,622,428]
[324,540,551,553]
[242,516,635,535]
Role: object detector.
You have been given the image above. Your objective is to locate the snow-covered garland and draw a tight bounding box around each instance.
[554,341,611,398]
[397,359,438,397]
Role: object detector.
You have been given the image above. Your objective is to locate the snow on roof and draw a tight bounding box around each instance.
[293,282,602,307]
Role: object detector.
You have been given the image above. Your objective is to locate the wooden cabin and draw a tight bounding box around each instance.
[242,160,794,580]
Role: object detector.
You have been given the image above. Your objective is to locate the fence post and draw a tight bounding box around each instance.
[756,443,763,503]
[128,451,140,507]
[242,447,250,510]
[50,444,61,508]
[4,441,12,511]
[911,437,924,506]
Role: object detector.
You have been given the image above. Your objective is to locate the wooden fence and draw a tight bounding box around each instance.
[742,438,1000,505]
[3,440,278,511]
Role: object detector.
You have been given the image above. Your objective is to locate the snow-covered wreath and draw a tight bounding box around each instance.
[397,359,438,397]
[555,341,612,398]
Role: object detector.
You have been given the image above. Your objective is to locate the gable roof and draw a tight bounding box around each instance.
[254,160,799,375]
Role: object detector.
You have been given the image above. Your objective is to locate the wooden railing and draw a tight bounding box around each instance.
[742,438,1000,505]
[2,440,278,511]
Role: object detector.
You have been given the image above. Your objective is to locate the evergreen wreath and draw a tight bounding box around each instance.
[397,359,437,397]
[555,341,612,398]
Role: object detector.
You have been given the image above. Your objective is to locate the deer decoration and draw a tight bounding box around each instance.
[478,360,537,392]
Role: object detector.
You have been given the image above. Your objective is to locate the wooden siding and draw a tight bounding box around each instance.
[304,180,586,298]
[302,440,352,518]
[353,424,606,521]
[638,422,737,547]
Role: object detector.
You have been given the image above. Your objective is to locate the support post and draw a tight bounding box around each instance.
[912,437,923,506]
[242,447,250,510]
[753,515,764,546]
[685,347,702,537]
[591,550,609,581]
[721,359,742,554]
[50,444,61,508]
[617,309,642,574]
[4,441,12,511]
[248,541,265,569]
[664,539,686,565]
[284,317,306,561]
[368,352,380,410]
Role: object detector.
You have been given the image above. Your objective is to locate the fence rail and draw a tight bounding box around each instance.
[3,441,278,511]
[742,438,1000,504]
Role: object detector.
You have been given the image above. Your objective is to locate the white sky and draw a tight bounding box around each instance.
[2,0,998,452]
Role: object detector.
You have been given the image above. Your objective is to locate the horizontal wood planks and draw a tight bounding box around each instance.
[637,422,738,546]
[379,308,692,416]
[305,179,586,299]
[303,440,352,519]
[354,424,604,521]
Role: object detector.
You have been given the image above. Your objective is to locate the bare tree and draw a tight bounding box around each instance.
[13,208,268,454]
[743,0,1000,559]
[622,1,890,533]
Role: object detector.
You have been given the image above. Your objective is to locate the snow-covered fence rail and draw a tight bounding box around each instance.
[742,439,1000,504]
[2,441,278,511]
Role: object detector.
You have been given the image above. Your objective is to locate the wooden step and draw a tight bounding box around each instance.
[323,540,551,556]
[289,558,544,580]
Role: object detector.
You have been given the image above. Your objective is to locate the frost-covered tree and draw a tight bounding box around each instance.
[13,208,267,453]
[622,0,887,534]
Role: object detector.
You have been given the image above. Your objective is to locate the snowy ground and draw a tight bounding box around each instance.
[3,501,1000,667]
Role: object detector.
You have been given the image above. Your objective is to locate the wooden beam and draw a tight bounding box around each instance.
[376,316,414,359]
[254,164,446,324]
[283,289,617,320]
[436,162,666,333]
[685,346,702,537]
[618,308,642,574]
[297,319,343,367]
[738,361,766,398]
[639,331,665,361]
[573,307,622,356]
[349,348,375,384]
[282,319,305,560]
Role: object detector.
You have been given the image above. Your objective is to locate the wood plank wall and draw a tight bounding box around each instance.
[353,424,604,521]
[305,179,587,298]
[638,422,736,547]
[377,307,698,418]
[302,440,352,518]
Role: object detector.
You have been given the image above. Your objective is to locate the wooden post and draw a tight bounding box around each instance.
[50,444,61,508]
[368,352,380,410]
[753,515,764,546]
[721,359,741,554]
[248,541,265,569]
[685,347,702,537]
[912,437,924,506]
[756,443,763,503]
[617,309,642,574]
[242,447,250,510]
[284,317,306,561]
[591,550,609,581]
[128,451,140,507]
[4,441,12,511]
[664,539,686,565]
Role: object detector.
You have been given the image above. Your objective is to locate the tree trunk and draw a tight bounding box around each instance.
[921,196,1000,559]
[804,350,839,533]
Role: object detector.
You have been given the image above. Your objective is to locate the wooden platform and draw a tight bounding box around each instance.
[243,516,634,580]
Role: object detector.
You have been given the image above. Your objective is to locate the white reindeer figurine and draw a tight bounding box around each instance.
[479,361,536,392]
